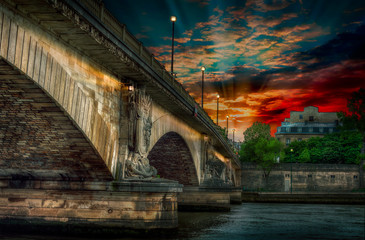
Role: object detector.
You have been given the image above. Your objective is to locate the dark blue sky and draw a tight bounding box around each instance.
[103,0,365,139]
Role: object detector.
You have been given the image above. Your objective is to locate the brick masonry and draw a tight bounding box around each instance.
[0,59,112,181]
[148,132,199,186]
[0,7,121,178]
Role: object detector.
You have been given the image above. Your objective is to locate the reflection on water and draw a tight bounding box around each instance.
[1,203,364,240]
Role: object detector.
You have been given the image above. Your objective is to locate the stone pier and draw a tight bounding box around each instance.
[0,179,182,232]
[178,187,234,212]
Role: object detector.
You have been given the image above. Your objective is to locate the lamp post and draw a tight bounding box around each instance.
[170,16,176,76]
[216,94,220,125]
[201,66,205,108]
[290,148,293,194]
[226,115,229,138]
[232,129,236,150]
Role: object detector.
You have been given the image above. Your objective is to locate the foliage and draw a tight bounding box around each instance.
[243,121,271,142]
[254,137,285,179]
[239,121,272,163]
[298,148,311,162]
[338,88,365,153]
[239,122,285,182]
[338,88,365,187]
[283,131,362,164]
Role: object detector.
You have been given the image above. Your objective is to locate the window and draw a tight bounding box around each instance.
[331,175,335,179]
[302,127,309,132]
[286,138,291,146]
[299,115,303,119]
[281,127,286,132]
[290,127,297,133]
[313,127,319,133]
[298,138,302,142]
[285,174,290,178]
[308,174,312,178]
[309,116,314,121]
[354,175,358,179]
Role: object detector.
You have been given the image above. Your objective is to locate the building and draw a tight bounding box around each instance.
[275,106,339,145]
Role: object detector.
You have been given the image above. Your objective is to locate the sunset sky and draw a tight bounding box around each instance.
[103,0,365,141]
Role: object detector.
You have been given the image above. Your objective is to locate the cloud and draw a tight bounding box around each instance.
[294,24,365,70]
[142,3,365,141]
[245,0,296,12]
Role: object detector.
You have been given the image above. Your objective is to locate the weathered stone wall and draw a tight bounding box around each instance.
[0,6,122,177]
[178,187,231,211]
[0,180,181,230]
[149,102,203,181]
[242,163,362,192]
[0,60,112,180]
[148,132,199,186]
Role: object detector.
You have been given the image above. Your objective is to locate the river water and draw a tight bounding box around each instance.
[1,203,364,240]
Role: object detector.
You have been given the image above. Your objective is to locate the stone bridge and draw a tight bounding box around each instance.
[0,0,241,231]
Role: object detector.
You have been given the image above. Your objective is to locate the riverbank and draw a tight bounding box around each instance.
[242,192,365,204]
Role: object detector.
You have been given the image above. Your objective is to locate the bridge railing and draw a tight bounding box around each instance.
[77,0,198,104]
[76,0,237,161]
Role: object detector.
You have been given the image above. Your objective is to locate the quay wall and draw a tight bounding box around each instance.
[241,163,363,192]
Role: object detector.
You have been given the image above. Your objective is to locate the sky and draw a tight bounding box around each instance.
[103,0,365,141]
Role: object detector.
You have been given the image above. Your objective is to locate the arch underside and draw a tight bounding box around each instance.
[148,132,199,186]
[0,58,112,181]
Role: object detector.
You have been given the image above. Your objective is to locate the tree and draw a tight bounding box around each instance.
[338,88,365,187]
[243,121,271,142]
[239,122,285,187]
[254,137,285,185]
[285,132,361,164]
[283,140,308,162]
[298,148,311,163]
[240,121,272,163]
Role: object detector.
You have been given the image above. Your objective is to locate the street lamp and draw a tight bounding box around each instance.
[216,94,220,125]
[290,148,293,194]
[226,115,229,138]
[201,66,205,108]
[170,16,176,76]
[233,129,236,146]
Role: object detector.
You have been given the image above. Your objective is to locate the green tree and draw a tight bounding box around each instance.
[239,122,285,186]
[285,131,361,164]
[338,88,365,187]
[283,140,308,162]
[243,121,271,142]
[240,121,271,163]
[298,148,310,163]
[254,137,285,184]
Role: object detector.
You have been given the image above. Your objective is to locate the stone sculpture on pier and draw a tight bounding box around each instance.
[125,88,157,178]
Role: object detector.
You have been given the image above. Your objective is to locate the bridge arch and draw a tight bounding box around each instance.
[0,58,112,181]
[0,8,122,178]
[148,132,199,186]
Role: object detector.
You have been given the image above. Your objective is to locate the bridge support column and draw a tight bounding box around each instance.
[0,179,182,234]
[178,187,235,212]
[230,187,243,204]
